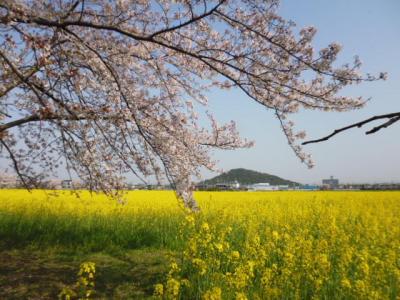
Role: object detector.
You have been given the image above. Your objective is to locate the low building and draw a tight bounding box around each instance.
[322,176,339,189]
[300,184,319,191]
[61,180,73,189]
[195,180,241,191]
[277,185,289,190]
[248,183,278,191]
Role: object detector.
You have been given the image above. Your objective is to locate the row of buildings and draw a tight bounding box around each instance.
[0,176,80,189]
[1,174,400,191]
[195,181,295,191]
[195,177,400,191]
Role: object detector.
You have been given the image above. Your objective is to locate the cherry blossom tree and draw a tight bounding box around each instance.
[0,0,384,209]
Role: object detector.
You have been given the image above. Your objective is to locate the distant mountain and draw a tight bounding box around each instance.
[202,168,299,186]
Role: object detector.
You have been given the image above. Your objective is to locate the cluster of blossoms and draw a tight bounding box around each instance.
[0,0,384,208]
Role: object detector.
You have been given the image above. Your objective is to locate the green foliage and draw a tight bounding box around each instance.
[0,248,169,299]
[0,210,182,251]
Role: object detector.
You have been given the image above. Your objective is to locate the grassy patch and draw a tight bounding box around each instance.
[0,247,170,299]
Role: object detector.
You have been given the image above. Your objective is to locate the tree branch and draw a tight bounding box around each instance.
[148,0,225,39]
[0,138,30,189]
[302,112,400,145]
[0,114,41,132]
[12,11,365,112]
[0,112,128,133]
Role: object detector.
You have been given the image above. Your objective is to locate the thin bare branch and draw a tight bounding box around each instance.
[302,112,400,145]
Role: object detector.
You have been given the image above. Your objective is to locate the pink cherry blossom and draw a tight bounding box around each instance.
[0,0,382,209]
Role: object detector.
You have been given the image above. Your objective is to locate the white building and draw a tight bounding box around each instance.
[232,180,240,189]
[248,183,278,191]
[61,180,73,189]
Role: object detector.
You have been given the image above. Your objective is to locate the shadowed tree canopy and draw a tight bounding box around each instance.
[0,0,385,209]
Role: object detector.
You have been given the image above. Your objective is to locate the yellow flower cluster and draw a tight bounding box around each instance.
[156,191,400,299]
[59,262,96,299]
[0,190,399,299]
[203,287,222,300]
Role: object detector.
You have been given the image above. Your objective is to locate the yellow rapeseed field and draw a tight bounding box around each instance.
[0,189,399,299]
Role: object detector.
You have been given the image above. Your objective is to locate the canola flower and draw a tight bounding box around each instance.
[0,190,399,299]
[59,261,96,299]
[154,191,400,299]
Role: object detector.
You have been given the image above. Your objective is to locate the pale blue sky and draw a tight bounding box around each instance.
[205,0,400,184]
